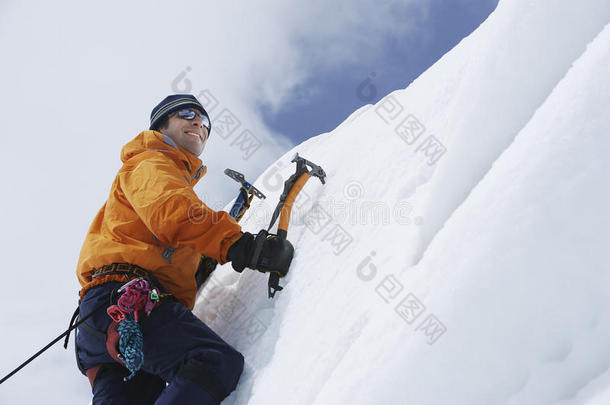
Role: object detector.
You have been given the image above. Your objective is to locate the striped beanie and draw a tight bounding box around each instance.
[149,94,211,134]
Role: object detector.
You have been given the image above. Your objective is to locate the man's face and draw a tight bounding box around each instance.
[162,108,209,157]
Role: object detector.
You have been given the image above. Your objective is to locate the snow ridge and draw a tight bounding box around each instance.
[195,2,610,404]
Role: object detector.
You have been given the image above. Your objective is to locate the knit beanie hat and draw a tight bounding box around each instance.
[149,94,211,134]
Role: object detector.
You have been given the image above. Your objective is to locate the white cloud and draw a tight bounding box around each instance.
[0,0,432,219]
[245,0,428,111]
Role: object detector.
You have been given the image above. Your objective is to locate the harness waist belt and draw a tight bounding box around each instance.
[92,262,150,280]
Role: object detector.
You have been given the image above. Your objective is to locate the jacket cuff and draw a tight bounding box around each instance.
[219,231,244,264]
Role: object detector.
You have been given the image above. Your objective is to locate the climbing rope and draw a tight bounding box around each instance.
[116,315,144,380]
[106,278,160,381]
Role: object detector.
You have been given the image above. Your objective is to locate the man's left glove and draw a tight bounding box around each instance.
[227,230,294,277]
[195,256,218,289]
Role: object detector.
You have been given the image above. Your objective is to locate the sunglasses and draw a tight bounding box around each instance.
[176,109,211,131]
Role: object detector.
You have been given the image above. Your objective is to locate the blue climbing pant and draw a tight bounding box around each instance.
[75,282,244,405]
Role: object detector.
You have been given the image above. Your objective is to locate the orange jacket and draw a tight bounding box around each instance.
[76,130,243,308]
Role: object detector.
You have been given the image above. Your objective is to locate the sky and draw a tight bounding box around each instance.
[0,0,497,402]
[262,0,499,144]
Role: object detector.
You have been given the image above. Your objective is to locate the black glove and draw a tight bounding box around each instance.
[195,255,218,289]
[227,230,294,277]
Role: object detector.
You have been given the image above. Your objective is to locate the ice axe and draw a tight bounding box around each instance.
[195,169,265,288]
[265,153,326,298]
[224,168,266,221]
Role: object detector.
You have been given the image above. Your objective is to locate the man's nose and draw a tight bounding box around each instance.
[192,117,203,128]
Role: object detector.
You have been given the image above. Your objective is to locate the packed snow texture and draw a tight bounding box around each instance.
[194,1,610,404]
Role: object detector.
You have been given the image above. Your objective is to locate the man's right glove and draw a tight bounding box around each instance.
[227,230,294,277]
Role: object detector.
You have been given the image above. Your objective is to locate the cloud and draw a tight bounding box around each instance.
[0,0,430,202]
[245,0,428,112]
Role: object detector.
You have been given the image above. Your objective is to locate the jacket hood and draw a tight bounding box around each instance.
[120,130,207,183]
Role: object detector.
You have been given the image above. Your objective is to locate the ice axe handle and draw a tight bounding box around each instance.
[266,154,326,298]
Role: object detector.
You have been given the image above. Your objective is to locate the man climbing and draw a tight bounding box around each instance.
[74,94,294,404]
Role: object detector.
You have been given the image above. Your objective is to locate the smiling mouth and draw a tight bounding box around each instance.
[185,131,202,140]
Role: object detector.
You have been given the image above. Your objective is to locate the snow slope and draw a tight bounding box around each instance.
[194,1,610,404]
